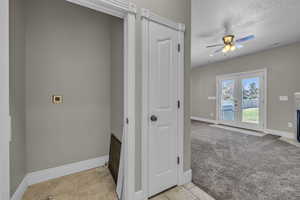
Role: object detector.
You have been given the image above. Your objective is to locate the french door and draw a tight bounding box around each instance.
[217,69,266,130]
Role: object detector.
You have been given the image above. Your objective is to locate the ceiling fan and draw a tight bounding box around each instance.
[207,34,255,54]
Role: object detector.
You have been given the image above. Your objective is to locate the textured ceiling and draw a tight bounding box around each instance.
[191,0,300,68]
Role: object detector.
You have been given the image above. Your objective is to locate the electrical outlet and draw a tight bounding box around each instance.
[288,122,293,128]
[210,113,214,117]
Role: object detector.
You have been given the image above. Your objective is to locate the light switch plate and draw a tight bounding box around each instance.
[295,93,300,109]
[279,96,288,101]
[294,92,300,99]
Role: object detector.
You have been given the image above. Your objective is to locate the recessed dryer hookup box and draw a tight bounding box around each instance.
[52,95,63,104]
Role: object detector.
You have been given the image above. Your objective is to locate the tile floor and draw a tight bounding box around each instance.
[22,167,214,200]
[22,167,117,200]
[151,183,215,200]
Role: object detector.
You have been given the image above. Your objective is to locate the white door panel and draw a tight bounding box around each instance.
[148,21,179,197]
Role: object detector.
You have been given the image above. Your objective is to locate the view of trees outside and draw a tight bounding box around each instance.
[221,80,235,121]
[243,82,259,101]
[221,77,260,123]
[242,77,259,123]
[222,80,234,101]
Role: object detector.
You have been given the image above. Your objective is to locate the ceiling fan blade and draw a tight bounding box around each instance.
[206,44,223,48]
[214,47,224,53]
[236,44,243,49]
[236,35,255,43]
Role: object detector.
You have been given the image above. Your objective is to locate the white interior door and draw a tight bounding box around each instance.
[217,70,266,130]
[148,21,179,197]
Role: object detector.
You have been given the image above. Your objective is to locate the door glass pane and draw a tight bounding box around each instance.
[220,80,235,121]
[242,77,259,124]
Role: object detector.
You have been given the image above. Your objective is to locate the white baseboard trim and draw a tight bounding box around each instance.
[182,169,192,185]
[191,116,296,140]
[264,129,295,140]
[210,124,266,137]
[11,176,28,200]
[135,190,145,200]
[11,155,109,200]
[26,155,109,186]
[134,169,193,200]
[191,116,217,124]
[280,137,300,147]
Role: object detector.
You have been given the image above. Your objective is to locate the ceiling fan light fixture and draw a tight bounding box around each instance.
[230,45,236,51]
[222,44,231,53]
[223,35,235,44]
[207,34,254,56]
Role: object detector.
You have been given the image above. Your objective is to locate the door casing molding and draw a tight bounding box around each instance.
[0,0,10,199]
[141,9,185,32]
[216,68,267,131]
[141,8,185,200]
[1,0,136,199]
[66,0,137,18]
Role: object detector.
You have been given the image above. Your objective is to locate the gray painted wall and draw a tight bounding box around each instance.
[130,0,191,191]
[9,0,26,196]
[25,0,115,172]
[110,18,124,142]
[191,42,300,133]
[9,0,190,194]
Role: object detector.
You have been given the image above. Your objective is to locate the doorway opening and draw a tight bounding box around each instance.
[216,69,267,130]
[3,0,136,199]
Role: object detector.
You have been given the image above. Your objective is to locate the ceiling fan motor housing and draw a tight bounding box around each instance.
[223,35,235,45]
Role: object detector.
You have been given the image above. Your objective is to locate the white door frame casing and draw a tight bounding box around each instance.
[216,68,267,131]
[141,8,185,199]
[0,0,11,199]
[1,0,137,200]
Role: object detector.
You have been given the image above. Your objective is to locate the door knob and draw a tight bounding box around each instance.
[150,115,158,122]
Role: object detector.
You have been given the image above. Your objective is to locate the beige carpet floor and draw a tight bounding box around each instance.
[191,121,300,200]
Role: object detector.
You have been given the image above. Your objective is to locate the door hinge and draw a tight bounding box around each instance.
[126,118,129,124]
[177,156,180,165]
[177,100,181,109]
[177,44,181,52]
